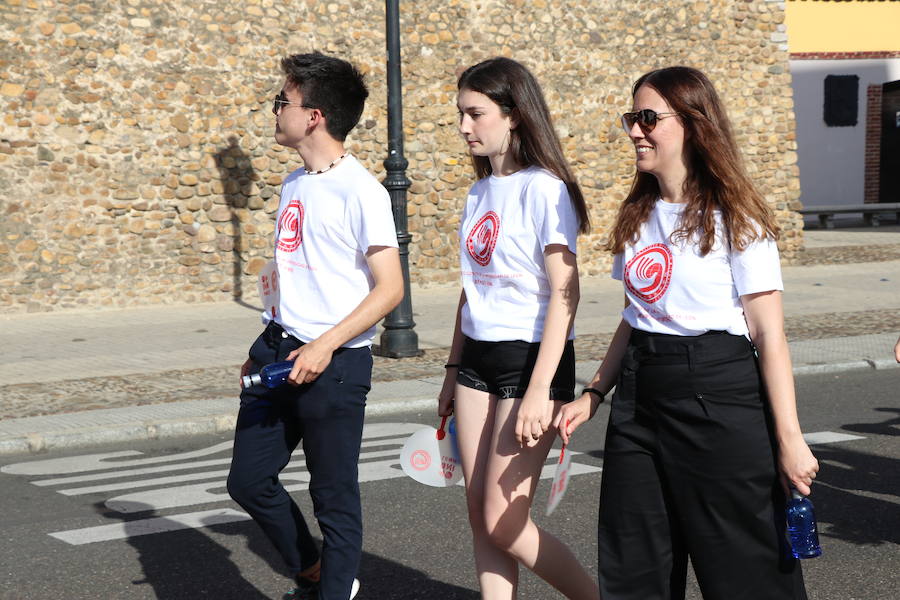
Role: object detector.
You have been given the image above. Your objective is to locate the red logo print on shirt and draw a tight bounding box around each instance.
[276,200,303,253]
[624,244,673,304]
[466,211,500,266]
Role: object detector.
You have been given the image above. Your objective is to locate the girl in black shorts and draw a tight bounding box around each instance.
[437,57,598,600]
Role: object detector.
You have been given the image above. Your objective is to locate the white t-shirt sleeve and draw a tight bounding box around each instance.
[531,175,579,254]
[729,235,783,296]
[347,186,399,252]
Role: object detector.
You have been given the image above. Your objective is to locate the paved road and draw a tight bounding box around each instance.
[1,369,897,599]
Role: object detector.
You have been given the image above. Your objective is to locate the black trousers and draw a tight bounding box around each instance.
[598,330,807,600]
[227,321,371,600]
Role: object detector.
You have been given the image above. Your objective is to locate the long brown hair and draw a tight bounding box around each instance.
[606,66,778,255]
[457,57,590,234]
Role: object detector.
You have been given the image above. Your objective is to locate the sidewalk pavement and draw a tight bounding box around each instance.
[1,228,898,455]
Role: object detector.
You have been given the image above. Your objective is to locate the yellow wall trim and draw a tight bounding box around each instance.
[786,1,900,52]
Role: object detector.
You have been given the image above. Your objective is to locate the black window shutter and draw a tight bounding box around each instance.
[823,75,859,127]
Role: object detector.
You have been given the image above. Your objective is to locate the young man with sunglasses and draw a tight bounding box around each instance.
[227,52,403,600]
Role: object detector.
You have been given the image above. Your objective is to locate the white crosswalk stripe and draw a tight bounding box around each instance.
[803,431,866,445]
[49,509,251,545]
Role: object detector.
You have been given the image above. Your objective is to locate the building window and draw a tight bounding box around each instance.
[824,75,859,127]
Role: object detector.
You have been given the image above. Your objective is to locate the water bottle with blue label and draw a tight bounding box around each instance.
[241,361,294,389]
[786,489,822,559]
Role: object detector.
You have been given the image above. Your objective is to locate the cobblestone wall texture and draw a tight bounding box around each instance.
[0,0,803,313]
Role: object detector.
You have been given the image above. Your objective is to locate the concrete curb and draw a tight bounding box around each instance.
[792,359,899,376]
[0,414,239,456]
[2,360,896,456]
[0,417,239,455]
[0,398,238,456]
[870,358,900,370]
[0,397,439,457]
[791,361,873,376]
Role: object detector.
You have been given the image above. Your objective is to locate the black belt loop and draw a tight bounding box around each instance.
[685,343,695,372]
[263,320,282,343]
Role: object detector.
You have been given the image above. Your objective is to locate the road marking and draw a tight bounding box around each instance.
[48,509,251,545]
[0,441,236,476]
[57,449,403,496]
[32,436,409,487]
[803,431,866,445]
[3,425,862,546]
[0,423,602,545]
[34,457,234,487]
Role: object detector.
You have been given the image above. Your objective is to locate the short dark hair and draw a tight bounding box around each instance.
[280,52,368,141]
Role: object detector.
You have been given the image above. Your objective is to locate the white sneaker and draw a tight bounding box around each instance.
[349,578,360,599]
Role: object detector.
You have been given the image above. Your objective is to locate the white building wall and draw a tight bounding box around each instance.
[789,58,900,208]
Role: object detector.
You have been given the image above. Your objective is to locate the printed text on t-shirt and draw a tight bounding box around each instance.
[461,270,523,288]
[277,257,317,272]
[631,302,697,323]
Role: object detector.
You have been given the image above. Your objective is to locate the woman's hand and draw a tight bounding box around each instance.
[553,392,600,445]
[437,369,456,417]
[515,384,553,446]
[778,434,819,496]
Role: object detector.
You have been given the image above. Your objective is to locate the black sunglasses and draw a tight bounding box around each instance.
[272,92,314,115]
[621,109,679,133]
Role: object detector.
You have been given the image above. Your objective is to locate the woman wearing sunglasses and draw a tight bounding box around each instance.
[437,57,599,599]
[555,66,817,599]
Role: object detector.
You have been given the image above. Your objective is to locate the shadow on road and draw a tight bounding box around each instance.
[93,501,269,598]
[811,412,900,547]
[95,501,478,598]
[841,406,900,437]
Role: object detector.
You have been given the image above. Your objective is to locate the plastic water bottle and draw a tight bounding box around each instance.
[786,489,822,559]
[241,361,293,389]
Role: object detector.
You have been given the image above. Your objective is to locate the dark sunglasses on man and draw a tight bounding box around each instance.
[272,91,314,115]
[621,109,679,133]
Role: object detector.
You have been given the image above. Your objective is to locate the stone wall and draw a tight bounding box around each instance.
[0,0,802,313]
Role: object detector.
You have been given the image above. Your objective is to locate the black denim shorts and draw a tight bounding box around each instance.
[457,335,576,402]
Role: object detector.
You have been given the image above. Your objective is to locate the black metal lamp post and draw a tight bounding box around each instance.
[377,0,419,358]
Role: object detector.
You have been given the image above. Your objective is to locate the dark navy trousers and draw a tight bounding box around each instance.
[598,330,807,600]
[227,321,371,600]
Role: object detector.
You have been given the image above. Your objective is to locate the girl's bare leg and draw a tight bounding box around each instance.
[482,398,600,600]
[454,384,519,598]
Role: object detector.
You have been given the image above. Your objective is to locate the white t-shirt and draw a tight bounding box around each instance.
[612,199,782,336]
[459,166,580,343]
[266,155,398,348]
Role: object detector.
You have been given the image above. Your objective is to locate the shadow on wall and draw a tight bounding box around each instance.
[215,136,260,310]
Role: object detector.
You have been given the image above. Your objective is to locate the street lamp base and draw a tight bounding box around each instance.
[373,330,422,358]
